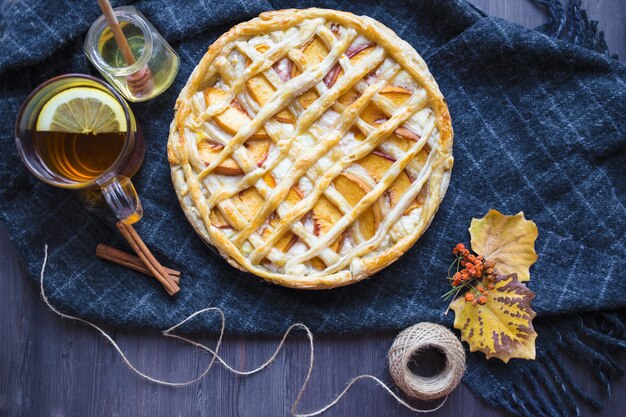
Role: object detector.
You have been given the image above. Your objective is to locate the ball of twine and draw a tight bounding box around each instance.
[388,322,466,401]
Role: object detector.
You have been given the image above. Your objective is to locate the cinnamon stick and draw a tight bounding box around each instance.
[96,244,180,283]
[115,222,180,295]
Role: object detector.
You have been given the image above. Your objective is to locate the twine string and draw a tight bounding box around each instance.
[39,244,454,415]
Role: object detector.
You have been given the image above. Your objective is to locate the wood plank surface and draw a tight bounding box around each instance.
[1,1,624,416]
[476,0,625,61]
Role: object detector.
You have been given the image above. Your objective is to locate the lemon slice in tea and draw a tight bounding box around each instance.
[36,87,127,133]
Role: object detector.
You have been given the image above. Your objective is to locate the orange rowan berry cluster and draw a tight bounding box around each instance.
[446,243,497,306]
[451,243,485,286]
[483,259,496,290]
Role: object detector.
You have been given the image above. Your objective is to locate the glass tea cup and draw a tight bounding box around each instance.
[15,74,145,224]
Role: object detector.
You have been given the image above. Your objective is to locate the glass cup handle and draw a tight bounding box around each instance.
[101,176,143,224]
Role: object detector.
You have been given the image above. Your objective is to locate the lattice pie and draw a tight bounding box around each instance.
[168,8,453,289]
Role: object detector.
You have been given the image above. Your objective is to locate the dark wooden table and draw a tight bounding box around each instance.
[2,1,625,416]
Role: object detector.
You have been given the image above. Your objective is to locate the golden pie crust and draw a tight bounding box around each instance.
[168,8,454,289]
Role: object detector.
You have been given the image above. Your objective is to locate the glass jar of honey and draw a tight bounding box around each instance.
[84,6,179,102]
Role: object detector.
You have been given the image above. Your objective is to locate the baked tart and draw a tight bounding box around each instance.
[168,8,453,289]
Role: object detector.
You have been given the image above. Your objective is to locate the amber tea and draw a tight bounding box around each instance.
[22,83,144,186]
[30,130,125,182]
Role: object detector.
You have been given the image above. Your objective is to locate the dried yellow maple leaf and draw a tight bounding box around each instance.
[450,273,537,363]
[469,210,538,282]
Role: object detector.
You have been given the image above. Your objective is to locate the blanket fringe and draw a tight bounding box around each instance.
[532,0,614,58]
[467,310,626,417]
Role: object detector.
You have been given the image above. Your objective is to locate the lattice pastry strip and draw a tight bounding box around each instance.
[206,41,389,209]
[244,91,431,268]
[232,79,392,248]
[221,39,420,260]
[285,120,437,271]
[193,26,408,266]
[204,52,358,266]
[196,27,358,181]
[201,35,402,259]
[227,59,400,245]
[179,154,297,267]
[232,85,427,245]
[168,8,453,288]
[187,102,341,268]
[195,18,325,120]
[284,31,430,180]
[222,47,400,234]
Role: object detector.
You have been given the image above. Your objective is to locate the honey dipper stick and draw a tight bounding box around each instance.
[97,0,154,96]
[97,0,136,65]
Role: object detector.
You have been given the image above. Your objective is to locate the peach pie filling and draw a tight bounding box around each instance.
[171,15,451,280]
